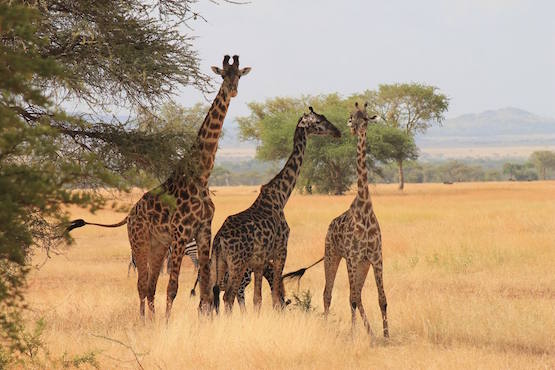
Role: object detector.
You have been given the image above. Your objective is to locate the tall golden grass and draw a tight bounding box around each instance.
[25,182,555,369]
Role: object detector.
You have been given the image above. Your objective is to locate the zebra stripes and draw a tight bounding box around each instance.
[128,240,198,276]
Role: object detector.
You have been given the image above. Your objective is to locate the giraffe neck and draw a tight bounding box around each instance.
[193,85,230,184]
[260,126,308,209]
[356,128,370,201]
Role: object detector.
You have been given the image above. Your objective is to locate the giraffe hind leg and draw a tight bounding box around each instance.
[223,265,247,313]
[373,260,389,338]
[146,239,168,319]
[129,229,149,320]
[323,236,341,316]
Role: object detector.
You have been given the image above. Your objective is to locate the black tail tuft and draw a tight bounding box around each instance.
[212,285,220,314]
[282,268,307,281]
[190,274,199,298]
[66,219,86,232]
[281,257,324,282]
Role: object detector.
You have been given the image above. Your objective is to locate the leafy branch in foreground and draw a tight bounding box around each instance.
[1,0,219,365]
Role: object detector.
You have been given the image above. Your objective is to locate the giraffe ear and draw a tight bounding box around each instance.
[211,66,223,75]
[239,67,251,76]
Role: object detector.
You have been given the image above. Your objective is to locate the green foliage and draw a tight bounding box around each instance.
[291,290,315,313]
[36,0,211,108]
[60,351,100,369]
[367,123,418,188]
[529,150,555,180]
[237,94,357,194]
[502,162,538,181]
[134,102,207,183]
[1,3,73,360]
[362,83,450,134]
[367,124,418,163]
[4,318,99,368]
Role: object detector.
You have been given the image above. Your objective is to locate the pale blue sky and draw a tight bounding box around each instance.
[176,0,555,120]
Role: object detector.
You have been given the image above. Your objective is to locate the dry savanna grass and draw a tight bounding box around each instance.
[24,182,555,369]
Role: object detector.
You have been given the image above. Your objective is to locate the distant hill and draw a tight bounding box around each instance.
[416,108,555,155]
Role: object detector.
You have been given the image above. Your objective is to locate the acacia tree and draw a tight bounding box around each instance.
[529,150,555,180]
[362,83,449,189]
[0,0,218,365]
[366,124,418,190]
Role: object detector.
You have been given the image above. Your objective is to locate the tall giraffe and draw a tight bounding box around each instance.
[210,107,341,312]
[67,55,251,319]
[323,102,389,338]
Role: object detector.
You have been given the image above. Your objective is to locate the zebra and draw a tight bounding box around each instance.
[127,240,198,276]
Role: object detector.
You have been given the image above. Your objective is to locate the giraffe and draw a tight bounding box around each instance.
[66,55,251,319]
[322,102,389,338]
[209,107,341,312]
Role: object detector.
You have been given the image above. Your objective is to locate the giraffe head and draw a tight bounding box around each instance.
[298,106,341,138]
[348,102,380,135]
[211,55,251,98]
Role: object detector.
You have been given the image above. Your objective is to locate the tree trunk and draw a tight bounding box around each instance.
[398,159,404,190]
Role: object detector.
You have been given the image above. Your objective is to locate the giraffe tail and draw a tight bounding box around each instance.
[66,217,128,232]
[282,257,324,282]
[210,234,224,314]
[190,272,199,297]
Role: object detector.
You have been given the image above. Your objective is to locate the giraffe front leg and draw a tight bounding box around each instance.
[271,256,286,310]
[354,260,374,338]
[128,228,149,321]
[272,225,288,309]
[196,223,212,315]
[252,269,263,311]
